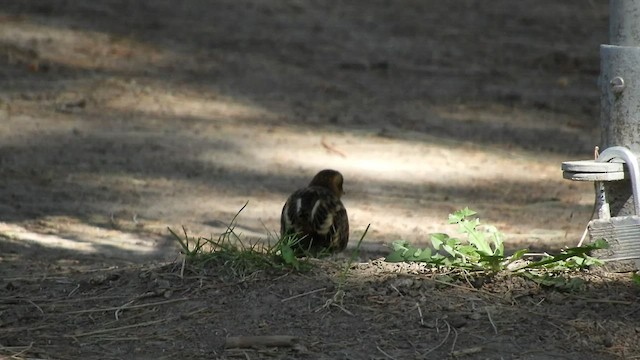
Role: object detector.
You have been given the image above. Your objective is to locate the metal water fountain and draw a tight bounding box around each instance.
[562,0,640,270]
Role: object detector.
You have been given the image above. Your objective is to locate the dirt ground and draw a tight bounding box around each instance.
[3,1,639,359]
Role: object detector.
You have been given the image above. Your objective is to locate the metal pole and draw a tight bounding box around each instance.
[601,0,640,217]
[609,0,640,46]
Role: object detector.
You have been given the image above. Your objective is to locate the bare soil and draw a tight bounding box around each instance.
[2,1,639,359]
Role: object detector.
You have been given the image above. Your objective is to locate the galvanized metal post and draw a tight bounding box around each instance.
[601,0,640,218]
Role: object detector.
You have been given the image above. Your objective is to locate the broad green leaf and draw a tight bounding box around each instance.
[509,248,529,261]
[280,245,299,270]
[385,250,407,262]
[391,239,410,251]
[449,207,477,224]
[414,247,432,261]
[431,233,448,249]
[442,244,455,257]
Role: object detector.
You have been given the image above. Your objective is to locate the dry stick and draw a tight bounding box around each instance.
[376,345,397,360]
[0,295,126,303]
[26,299,44,315]
[74,310,211,340]
[449,326,459,354]
[68,283,81,297]
[68,318,171,337]
[281,287,326,303]
[180,256,186,279]
[570,295,633,305]
[546,320,569,338]
[486,308,498,334]
[65,297,189,315]
[415,303,424,326]
[451,347,483,357]
[5,341,33,359]
[420,320,451,358]
[317,290,354,316]
[225,335,298,349]
[320,137,347,158]
[389,284,403,297]
[1,342,33,358]
[115,299,135,320]
[330,301,354,316]
[431,278,503,300]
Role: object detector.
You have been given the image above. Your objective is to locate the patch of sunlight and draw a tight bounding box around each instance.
[188,124,588,247]
[105,89,273,123]
[0,19,164,70]
[0,115,79,143]
[0,222,156,255]
[240,126,564,186]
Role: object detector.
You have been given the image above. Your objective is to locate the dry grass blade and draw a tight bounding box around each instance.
[449,325,459,354]
[376,345,397,360]
[420,320,451,358]
[451,346,483,357]
[486,308,497,334]
[432,278,504,300]
[67,317,175,337]
[64,298,189,315]
[0,342,34,359]
[416,302,424,326]
[225,335,298,349]
[281,287,326,303]
[320,136,347,157]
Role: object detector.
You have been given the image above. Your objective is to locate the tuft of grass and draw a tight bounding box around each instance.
[385,208,608,286]
[321,224,370,314]
[338,224,370,286]
[169,202,311,279]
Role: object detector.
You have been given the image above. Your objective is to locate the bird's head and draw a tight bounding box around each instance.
[309,169,345,198]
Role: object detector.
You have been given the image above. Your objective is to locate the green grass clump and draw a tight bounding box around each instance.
[169,202,308,278]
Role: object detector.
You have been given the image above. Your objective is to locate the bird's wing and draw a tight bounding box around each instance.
[329,205,349,251]
[281,187,343,236]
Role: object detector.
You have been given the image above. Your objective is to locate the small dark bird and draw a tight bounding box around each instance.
[280,169,349,255]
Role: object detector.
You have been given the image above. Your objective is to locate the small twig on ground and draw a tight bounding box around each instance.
[570,295,633,305]
[65,298,189,315]
[486,308,497,334]
[331,302,354,315]
[450,326,459,354]
[376,345,397,360]
[180,256,186,279]
[115,299,135,320]
[225,335,298,349]
[321,137,347,157]
[68,317,172,337]
[0,342,34,359]
[546,320,569,338]
[26,299,44,315]
[415,303,424,326]
[315,290,353,315]
[420,320,451,358]
[431,278,503,300]
[281,288,326,303]
[451,346,483,357]
[68,284,81,297]
[389,284,403,297]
